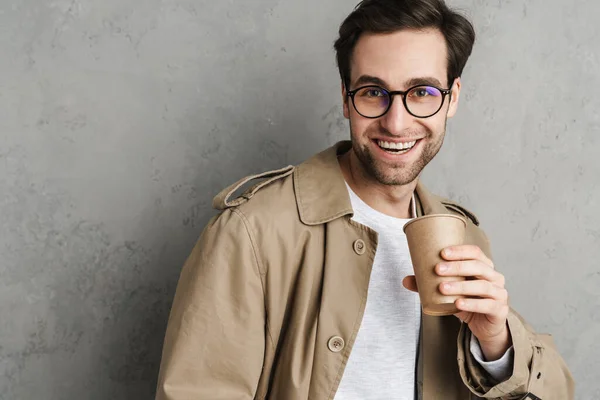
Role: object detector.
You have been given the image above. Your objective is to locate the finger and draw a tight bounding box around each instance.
[453,311,472,324]
[436,260,505,287]
[402,276,418,293]
[456,298,509,322]
[441,245,494,268]
[440,280,508,303]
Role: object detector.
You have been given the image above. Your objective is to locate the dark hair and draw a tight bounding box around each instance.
[334,0,476,89]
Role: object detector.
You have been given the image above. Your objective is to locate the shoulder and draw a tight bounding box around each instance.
[209,165,307,269]
[416,182,481,227]
[438,197,480,227]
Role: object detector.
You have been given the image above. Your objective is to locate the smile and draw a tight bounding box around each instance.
[376,139,419,154]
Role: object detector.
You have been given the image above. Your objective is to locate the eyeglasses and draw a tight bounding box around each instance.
[346,84,453,119]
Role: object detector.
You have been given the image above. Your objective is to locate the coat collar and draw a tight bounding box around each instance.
[293,141,450,225]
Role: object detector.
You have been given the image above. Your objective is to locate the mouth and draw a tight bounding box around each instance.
[373,139,421,155]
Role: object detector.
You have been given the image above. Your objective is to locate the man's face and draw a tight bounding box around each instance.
[342,28,461,186]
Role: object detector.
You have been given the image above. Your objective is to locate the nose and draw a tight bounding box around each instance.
[379,96,412,135]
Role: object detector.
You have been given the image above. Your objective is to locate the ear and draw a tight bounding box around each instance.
[446,77,461,119]
[342,81,350,119]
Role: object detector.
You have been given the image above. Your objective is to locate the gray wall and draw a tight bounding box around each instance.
[0,0,597,398]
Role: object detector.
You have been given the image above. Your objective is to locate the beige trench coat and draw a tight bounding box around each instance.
[156,141,574,400]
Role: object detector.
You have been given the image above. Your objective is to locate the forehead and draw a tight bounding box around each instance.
[350,28,448,88]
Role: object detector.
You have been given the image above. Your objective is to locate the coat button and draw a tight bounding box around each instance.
[328,336,345,353]
[353,239,366,255]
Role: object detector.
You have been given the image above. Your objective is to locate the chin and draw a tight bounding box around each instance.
[369,164,421,186]
[376,175,418,186]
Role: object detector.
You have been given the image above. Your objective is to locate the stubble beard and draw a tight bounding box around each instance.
[350,121,447,186]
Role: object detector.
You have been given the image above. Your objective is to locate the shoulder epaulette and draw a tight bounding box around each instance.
[212,165,295,210]
[440,199,480,226]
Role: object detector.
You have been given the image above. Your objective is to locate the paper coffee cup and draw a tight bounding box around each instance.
[403,214,467,316]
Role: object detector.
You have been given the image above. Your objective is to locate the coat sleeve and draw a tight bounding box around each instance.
[458,310,575,399]
[155,209,266,400]
[456,228,575,399]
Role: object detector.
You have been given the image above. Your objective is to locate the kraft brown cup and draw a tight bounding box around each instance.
[403,214,467,316]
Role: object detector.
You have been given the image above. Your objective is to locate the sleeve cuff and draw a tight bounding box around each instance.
[458,312,535,397]
[470,333,515,383]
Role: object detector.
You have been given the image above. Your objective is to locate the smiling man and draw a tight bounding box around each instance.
[156,1,574,399]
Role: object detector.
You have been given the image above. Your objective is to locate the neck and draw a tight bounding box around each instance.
[339,150,418,219]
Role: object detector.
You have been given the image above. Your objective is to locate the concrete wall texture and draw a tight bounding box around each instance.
[0,0,597,398]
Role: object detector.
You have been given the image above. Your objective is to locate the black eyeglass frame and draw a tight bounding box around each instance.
[345,83,454,119]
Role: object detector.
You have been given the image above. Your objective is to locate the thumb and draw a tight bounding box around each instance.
[402,275,419,293]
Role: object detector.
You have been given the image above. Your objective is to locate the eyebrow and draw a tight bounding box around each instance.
[405,77,444,88]
[352,75,445,90]
[353,75,388,88]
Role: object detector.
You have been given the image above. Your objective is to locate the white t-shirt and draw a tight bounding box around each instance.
[334,184,513,400]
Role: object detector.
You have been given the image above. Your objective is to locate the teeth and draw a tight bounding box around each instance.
[378,140,417,150]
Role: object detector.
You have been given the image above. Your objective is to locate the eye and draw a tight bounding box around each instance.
[358,87,387,98]
[367,89,384,97]
[410,86,441,98]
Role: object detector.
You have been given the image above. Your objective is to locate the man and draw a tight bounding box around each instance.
[156,0,574,399]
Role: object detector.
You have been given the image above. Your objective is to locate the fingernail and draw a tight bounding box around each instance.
[443,248,452,257]
[438,264,448,273]
[442,283,452,291]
